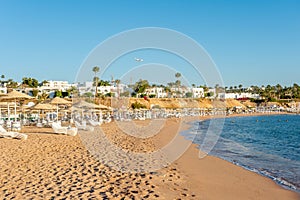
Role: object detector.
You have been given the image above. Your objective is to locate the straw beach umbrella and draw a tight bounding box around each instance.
[50,97,72,121]
[32,103,57,110]
[0,90,33,122]
[72,100,111,122]
[0,102,14,121]
[72,100,108,110]
[31,103,57,121]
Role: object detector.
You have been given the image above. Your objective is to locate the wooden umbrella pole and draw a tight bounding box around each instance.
[57,104,59,122]
[14,99,17,122]
[7,102,10,121]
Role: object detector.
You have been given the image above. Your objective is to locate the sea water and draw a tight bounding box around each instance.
[182,114,300,192]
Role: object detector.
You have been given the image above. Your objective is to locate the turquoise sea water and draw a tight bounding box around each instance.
[182,114,300,192]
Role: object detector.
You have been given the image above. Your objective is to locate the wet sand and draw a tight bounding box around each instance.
[0,114,299,199]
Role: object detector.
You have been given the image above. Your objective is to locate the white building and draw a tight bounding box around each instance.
[191,87,204,98]
[41,80,72,91]
[77,81,127,97]
[0,86,7,94]
[170,87,190,98]
[31,80,74,97]
[145,87,167,98]
[77,81,94,96]
[225,92,260,99]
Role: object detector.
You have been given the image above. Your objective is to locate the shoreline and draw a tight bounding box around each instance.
[173,112,299,199]
[0,112,299,199]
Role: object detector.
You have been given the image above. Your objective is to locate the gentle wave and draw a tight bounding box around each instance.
[182,115,300,192]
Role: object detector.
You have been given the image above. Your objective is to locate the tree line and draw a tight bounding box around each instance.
[2,71,300,101]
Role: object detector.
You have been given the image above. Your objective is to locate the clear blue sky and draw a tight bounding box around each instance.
[0,0,299,87]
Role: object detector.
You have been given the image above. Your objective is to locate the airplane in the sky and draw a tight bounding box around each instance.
[134,57,143,62]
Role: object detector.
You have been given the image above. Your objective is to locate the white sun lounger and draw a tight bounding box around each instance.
[0,125,28,140]
[52,122,78,136]
[75,121,94,131]
[88,119,101,126]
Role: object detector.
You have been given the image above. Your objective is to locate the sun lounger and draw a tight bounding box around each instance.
[0,125,28,140]
[88,119,101,126]
[36,122,43,128]
[6,120,11,128]
[12,122,21,131]
[75,121,94,131]
[103,118,111,124]
[52,122,78,136]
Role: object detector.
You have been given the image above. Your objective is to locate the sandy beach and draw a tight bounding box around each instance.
[0,115,299,199]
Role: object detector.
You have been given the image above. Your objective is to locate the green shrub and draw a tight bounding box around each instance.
[131,102,146,109]
[32,89,39,97]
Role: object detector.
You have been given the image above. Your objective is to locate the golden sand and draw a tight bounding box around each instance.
[0,116,299,199]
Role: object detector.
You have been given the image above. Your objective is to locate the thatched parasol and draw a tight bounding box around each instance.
[0,90,33,100]
[73,100,108,110]
[50,97,72,105]
[0,90,33,121]
[31,103,57,121]
[50,97,72,121]
[0,102,16,120]
[32,103,57,110]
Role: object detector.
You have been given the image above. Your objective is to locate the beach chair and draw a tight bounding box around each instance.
[36,122,43,128]
[12,121,21,131]
[6,120,11,129]
[0,125,28,140]
[88,119,101,126]
[75,121,94,131]
[51,122,78,136]
[103,117,112,124]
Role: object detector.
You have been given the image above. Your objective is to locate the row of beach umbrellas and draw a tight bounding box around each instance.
[0,90,111,125]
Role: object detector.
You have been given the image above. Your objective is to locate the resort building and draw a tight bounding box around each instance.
[40,80,72,91]
[170,87,190,98]
[0,86,7,94]
[77,81,94,96]
[225,92,260,100]
[76,81,127,97]
[191,87,204,98]
[145,87,167,98]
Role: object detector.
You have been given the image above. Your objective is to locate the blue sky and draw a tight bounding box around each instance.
[0,0,299,87]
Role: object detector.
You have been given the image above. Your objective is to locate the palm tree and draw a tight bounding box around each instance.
[115,79,121,98]
[68,86,78,97]
[238,84,243,93]
[175,72,181,97]
[133,79,149,97]
[6,79,18,88]
[38,92,49,102]
[0,75,4,86]
[164,86,171,98]
[215,84,220,98]
[92,66,100,97]
[275,84,282,99]
[175,72,181,79]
